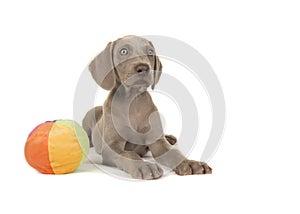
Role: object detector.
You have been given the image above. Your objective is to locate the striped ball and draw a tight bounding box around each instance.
[24,120,89,174]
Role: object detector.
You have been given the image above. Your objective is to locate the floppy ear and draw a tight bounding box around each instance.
[151,55,162,90]
[89,42,116,90]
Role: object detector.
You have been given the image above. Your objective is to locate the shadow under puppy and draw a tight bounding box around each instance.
[83,35,212,179]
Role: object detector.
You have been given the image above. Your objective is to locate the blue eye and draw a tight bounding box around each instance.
[120,48,128,55]
[148,49,154,56]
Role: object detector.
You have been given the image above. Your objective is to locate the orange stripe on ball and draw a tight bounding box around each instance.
[24,122,55,174]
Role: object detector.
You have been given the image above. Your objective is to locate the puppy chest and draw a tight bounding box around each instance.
[129,106,151,133]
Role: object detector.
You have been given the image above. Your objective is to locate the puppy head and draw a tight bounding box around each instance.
[89,35,162,90]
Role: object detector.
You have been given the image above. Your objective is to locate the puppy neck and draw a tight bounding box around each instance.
[112,84,148,100]
[125,85,148,95]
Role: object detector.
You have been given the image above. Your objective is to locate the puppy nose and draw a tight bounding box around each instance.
[135,63,150,73]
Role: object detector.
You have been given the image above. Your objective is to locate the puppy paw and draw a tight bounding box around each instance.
[131,163,164,180]
[174,160,212,175]
[165,135,177,145]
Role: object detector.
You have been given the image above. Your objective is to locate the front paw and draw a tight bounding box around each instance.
[174,160,212,175]
[165,134,177,145]
[131,162,164,180]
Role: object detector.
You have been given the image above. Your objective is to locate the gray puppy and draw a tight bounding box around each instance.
[83,35,212,179]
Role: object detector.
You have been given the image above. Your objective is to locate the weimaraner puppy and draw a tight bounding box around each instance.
[82,35,212,179]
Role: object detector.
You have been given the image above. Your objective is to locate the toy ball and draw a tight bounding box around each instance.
[24,120,89,174]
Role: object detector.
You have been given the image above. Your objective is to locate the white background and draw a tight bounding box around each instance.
[1,0,299,213]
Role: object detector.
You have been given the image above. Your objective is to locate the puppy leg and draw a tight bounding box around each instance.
[102,142,163,180]
[123,135,177,157]
[124,142,149,157]
[149,138,212,175]
[82,106,103,146]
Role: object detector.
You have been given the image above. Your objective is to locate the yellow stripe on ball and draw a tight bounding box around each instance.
[48,122,83,174]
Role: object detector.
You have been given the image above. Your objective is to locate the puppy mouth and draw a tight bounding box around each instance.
[124,71,152,87]
[134,80,150,86]
[124,77,151,88]
[128,80,150,88]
